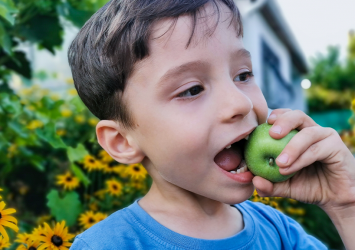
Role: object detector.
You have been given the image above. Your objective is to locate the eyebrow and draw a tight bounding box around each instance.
[156,49,251,88]
[232,48,251,59]
[157,60,209,88]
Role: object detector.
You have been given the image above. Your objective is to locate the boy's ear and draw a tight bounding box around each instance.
[96,120,145,164]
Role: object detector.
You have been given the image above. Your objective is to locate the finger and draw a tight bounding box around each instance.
[253,176,291,198]
[269,110,318,139]
[267,109,292,124]
[278,129,341,176]
[275,126,333,169]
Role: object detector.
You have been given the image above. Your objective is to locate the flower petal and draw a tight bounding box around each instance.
[0,225,9,242]
[1,208,16,215]
[1,220,19,232]
[0,201,5,212]
[2,215,17,224]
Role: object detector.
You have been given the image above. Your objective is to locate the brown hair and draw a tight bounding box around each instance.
[68,0,243,130]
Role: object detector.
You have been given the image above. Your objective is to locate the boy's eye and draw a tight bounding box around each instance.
[234,72,254,82]
[177,85,204,98]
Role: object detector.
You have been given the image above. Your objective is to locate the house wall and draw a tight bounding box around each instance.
[241,10,307,112]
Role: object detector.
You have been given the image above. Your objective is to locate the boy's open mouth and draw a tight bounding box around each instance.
[214,138,248,174]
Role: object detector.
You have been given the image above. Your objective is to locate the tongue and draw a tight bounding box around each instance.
[214,146,242,172]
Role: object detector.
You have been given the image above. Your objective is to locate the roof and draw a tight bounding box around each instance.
[237,0,308,74]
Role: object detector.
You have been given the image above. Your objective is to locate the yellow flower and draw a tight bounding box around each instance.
[56,172,80,190]
[0,235,10,250]
[27,105,35,111]
[115,165,130,178]
[65,78,74,85]
[37,214,52,225]
[50,94,60,101]
[88,202,98,212]
[35,221,74,250]
[56,129,66,136]
[15,233,31,244]
[82,155,102,172]
[26,120,44,130]
[7,144,18,158]
[88,117,99,127]
[31,225,46,240]
[16,239,41,250]
[125,164,148,180]
[94,189,106,200]
[67,89,77,96]
[129,179,145,190]
[106,179,123,197]
[61,109,72,117]
[98,150,114,164]
[101,162,122,174]
[0,201,19,242]
[74,115,85,124]
[78,211,97,229]
[95,212,108,223]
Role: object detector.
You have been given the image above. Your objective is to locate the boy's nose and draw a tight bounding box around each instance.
[216,81,253,123]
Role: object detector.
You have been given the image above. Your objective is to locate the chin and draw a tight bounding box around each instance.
[216,185,255,205]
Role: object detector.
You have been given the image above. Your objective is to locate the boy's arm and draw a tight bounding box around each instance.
[252,109,355,250]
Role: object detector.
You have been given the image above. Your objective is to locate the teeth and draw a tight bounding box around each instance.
[229,160,248,174]
[244,135,249,140]
[225,145,231,149]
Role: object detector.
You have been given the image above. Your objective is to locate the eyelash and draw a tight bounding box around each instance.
[176,71,254,99]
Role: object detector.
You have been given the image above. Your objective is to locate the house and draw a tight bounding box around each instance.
[237,0,308,113]
[13,0,308,114]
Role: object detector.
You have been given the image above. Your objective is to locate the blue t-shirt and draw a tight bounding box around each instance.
[70,200,328,249]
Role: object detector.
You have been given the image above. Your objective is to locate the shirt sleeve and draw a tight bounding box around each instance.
[70,236,94,250]
[271,205,329,249]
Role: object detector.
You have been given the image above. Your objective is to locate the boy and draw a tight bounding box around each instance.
[68,0,355,249]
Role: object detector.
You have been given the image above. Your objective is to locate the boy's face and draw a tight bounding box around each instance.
[122,4,268,204]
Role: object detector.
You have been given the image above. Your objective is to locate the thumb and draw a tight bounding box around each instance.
[252,176,291,198]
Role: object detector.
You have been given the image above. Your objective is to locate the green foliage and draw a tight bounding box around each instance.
[306,45,355,112]
[47,190,83,227]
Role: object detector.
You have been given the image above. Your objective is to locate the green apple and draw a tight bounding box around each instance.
[244,123,298,182]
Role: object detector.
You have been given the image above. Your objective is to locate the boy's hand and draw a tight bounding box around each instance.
[252,109,355,214]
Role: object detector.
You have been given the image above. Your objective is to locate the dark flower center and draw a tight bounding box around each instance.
[89,159,95,163]
[51,235,63,246]
[0,212,2,219]
[88,218,95,223]
[66,177,72,182]
[112,185,117,190]
[108,162,116,168]
[133,166,140,172]
[29,247,37,250]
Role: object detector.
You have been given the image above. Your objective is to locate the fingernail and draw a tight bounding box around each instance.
[271,125,282,134]
[268,114,277,120]
[277,153,289,164]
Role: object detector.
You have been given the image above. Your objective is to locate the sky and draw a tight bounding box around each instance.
[275,0,355,63]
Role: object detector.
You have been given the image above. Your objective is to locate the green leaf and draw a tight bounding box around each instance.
[3,51,31,79]
[69,96,86,113]
[8,120,29,138]
[66,143,89,162]
[35,121,67,149]
[0,92,22,116]
[47,190,82,227]
[0,133,9,151]
[29,155,45,171]
[0,0,17,25]
[0,21,12,54]
[70,163,90,187]
[15,14,63,54]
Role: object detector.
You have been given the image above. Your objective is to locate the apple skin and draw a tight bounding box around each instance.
[244,123,298,183]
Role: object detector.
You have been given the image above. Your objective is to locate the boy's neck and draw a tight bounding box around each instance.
[138,182,244,239]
